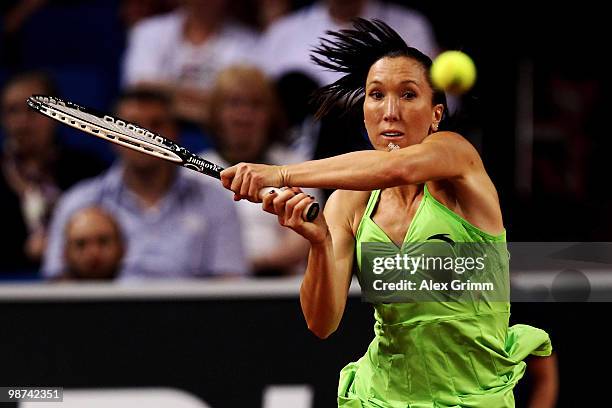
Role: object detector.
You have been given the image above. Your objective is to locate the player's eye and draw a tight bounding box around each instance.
[369,91,384,100]
[402,91,416,99]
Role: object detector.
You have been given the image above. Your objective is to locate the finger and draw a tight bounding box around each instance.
[239,172,251,197]
[287,195,314,226]
[284,192,308,224]
[229,168,244,194]
[234,194,256,203]
[220,167,236,190]
[272,189,295,218]
[249,180,262,202]
[272,189,296,219]
[262,190,278,214]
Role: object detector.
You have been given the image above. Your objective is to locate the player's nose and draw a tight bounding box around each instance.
[383,97,399,121]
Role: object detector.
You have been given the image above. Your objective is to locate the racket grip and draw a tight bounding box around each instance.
[259,187,320,222]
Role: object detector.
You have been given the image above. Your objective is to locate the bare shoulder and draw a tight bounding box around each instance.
[423,131,483,166]
[424,131,472,145]
[425,132,504,234]
[324,190,372,236]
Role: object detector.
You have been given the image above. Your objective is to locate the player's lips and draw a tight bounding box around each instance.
[380,130,405,138]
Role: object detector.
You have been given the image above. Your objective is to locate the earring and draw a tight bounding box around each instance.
[432,123,439,132]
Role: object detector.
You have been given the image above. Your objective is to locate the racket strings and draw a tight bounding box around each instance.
[28,96,225,180]
[34,98,182,162]
[52,103,161,145]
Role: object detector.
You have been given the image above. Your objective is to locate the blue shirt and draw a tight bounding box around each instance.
[43,165,248,279]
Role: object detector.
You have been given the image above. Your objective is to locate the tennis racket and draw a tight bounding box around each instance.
[26,95,319,221]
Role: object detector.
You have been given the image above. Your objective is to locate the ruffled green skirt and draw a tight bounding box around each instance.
[338,310,552,408]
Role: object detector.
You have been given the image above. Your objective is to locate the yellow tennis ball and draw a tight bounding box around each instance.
[430,51,477,95]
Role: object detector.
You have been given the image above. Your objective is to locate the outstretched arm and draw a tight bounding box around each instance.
[283,132,478,189]
[220,132,480,200]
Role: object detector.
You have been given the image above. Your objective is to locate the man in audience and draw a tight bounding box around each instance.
[60,206,124,281]
[43,88,248,279]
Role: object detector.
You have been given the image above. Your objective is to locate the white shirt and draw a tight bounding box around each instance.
[122,9,259,89]
[256,0,437,85]
[43,165,248,279]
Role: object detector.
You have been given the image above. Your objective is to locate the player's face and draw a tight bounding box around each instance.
[363,56,443,150]
[65,209,123,280]
[115,99,177,169]
[218,84,271,162]
[1,80,56,155]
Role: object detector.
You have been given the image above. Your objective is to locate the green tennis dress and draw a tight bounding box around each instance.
[338,185,552,407]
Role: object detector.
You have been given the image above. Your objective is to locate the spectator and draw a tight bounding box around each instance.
[201,65,322,276]
[43,88,248,279]
[0,71,106,274]
[121,0,259,125]
[256,0,437,86]
[60,206,124,281]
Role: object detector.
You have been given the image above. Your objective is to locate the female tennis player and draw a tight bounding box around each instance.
[221,18,556,407]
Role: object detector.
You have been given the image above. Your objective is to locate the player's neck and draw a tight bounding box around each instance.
[383,184,422,207]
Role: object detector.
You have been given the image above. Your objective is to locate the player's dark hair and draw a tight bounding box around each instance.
[311,18,447,123]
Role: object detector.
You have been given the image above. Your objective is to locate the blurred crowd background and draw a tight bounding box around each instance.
[0,0,607,281]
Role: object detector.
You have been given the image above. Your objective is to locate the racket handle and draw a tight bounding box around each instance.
[259,187,320,222]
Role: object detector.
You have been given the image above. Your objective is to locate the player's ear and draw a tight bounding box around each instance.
[431,104,444,131]
[432,104,444,124]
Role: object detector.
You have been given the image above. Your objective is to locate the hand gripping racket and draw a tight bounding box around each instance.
[26,95,319,221]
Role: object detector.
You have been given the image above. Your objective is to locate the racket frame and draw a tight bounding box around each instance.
[26,95,319,221]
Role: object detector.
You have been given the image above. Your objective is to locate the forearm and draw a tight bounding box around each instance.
[280,133,470,190]
[300,236,350,339]
[282,150,407,190]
